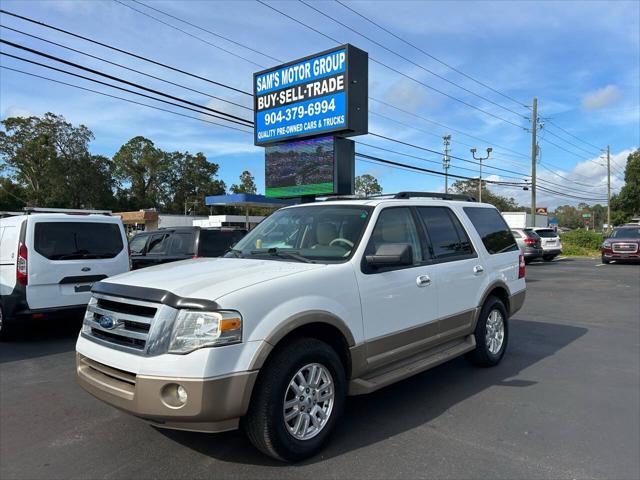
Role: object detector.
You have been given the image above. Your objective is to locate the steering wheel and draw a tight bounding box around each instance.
[329,238,354,249]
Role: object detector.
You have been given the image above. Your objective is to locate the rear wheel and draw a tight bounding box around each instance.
[466,296,508,367]
[242,337,346,462]
[543,255,555,262]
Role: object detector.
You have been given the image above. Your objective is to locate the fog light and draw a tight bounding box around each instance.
[177,385,188,404]
[161,383,188,408]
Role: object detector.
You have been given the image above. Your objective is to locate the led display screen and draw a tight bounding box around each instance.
[265,136,335,198]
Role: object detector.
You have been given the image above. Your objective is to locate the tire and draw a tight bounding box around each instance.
[0,306,10,340]
[465,296,509,367]
[242,337,346,462]
[543,255,554,262]
[601,256,610,264]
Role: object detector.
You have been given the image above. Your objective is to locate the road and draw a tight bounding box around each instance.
[1,258,639,479]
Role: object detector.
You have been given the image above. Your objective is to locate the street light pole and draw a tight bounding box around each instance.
[443,135,451,194]
[470,147,492,203]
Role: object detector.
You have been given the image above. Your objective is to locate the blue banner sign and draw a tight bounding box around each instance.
[254,45,368,146]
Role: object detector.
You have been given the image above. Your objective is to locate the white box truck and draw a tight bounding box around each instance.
[502,212,548,229]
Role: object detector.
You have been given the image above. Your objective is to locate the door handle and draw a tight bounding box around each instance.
[473,265,484,275]
[416,275,432,287]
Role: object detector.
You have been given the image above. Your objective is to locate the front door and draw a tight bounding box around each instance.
[355,207,439,369]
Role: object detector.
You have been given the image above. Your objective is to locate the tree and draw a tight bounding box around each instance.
[0,176,27,211]
[112,136,172,209]
[231,170,257,194]
[450,179,522,211]
[355,174,382,196]
[611,149,640,223]
[165,151,226,214]
[0,112,116,208]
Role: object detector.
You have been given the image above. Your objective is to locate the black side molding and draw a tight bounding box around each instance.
[91,282,221,311]
[59,275,108,284]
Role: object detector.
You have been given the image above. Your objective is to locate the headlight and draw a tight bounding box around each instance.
[81,297,98,334]
[168,310,242,354]
[603,241,611,248]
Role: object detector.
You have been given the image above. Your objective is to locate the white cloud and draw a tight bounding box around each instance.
[2,105,35,119]
[581,85,622,111]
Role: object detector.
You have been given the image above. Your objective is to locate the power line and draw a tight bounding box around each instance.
[541,125,602,157]
[538,161,605,189]
[544,118,603,152]
[539,136,594,161]
[333,0,528,110]
[129,0,282,63]
[255,0,527,130]
[0,39,254,125]
[0,66,254,135]
[0,51,254,128]
[112,0,266,68]
[0,8,253,96]
[369,97,530,160]
[297,0,526,118]
[0,25,253,111]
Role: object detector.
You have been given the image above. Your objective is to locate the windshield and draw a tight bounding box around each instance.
[610,228,640,239]
[227,205,373,262]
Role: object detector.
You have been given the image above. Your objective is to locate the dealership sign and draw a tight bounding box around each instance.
[254,44,368,146]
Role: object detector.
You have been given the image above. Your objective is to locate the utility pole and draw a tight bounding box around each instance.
[470,147,492,202]
[530,97,538,227]
[442,135,451,194]
[607,145,611,233]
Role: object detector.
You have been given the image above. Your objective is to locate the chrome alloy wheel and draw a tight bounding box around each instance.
[485,309,505,355]
[283,363,335,441]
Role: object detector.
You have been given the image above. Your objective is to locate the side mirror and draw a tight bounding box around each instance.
[366,243,414,268]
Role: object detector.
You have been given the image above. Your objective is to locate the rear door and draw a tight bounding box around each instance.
[0,224,18,296]
[535,228,560,250]
[416,206,483,339]
[26,218,128,309]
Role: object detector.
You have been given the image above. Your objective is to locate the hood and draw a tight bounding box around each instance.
[104,257,325,300]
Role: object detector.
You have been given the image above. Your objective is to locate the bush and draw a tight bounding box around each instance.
[560,230,604,256]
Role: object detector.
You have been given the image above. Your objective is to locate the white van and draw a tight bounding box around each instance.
[0,209,129,337]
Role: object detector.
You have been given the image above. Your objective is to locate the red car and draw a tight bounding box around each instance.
[601,226,640,264]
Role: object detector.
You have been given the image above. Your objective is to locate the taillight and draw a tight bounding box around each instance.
[192,255,200,259]
[17,242,28,286]
[523,238,535,245]
[518,254,526,279]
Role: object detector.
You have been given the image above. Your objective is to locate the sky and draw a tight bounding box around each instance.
[1,0,639,209]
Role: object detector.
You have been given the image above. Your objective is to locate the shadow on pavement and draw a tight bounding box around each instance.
[159,318,587,466]
[0,316,82,363]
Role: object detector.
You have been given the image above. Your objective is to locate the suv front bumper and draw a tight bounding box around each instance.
[76,353,258,432]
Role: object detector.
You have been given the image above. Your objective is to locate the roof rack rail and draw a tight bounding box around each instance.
[0,211,25,218]
[393,191,477,202]
[23,207,112,215]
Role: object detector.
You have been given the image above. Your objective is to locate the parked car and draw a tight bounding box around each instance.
[76,192,526,461]
[511,228,543,263]
[0,209,129,338]
[129,227,246,270]
[601,226,640,264]
[532,227,563,261]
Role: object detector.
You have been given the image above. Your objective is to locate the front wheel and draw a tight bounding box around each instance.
[602,256,611,264]
[242,337,346,462]
[466,296,509,367]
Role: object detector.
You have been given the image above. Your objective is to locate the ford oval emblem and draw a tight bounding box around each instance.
[99,315,116,329]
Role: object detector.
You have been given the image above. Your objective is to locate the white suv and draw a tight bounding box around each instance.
[75,193,526,461]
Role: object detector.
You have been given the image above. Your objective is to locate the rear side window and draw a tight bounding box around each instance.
[463,207,518,254]
[418,207,474,260]
[524,229,541,239]
[199,230,240,257]
[169,232,195,255]
[34,222,123,260]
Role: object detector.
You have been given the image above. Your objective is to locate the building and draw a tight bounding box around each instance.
[114,210,207,235]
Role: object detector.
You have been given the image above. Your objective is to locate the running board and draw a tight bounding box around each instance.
[348,335,476,395]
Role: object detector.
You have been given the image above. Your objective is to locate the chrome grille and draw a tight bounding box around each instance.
[85,294,158,353]
[612,243,638,253]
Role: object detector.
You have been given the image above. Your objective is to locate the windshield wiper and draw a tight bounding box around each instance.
[250,248,315,263]
[225,248,244,258]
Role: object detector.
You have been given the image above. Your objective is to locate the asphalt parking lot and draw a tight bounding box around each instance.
[1,258,639,479]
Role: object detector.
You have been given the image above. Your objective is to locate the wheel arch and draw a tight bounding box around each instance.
[249,311,355,379]
[478,282,511,317]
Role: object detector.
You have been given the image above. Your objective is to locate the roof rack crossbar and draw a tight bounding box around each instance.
[393,191,477,202]
[23,207,112,215]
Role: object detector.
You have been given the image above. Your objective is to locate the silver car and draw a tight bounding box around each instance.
[533,227,563,261]
[511,228,543,263]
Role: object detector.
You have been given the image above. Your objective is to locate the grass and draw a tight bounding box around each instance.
[560,230,603,257]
